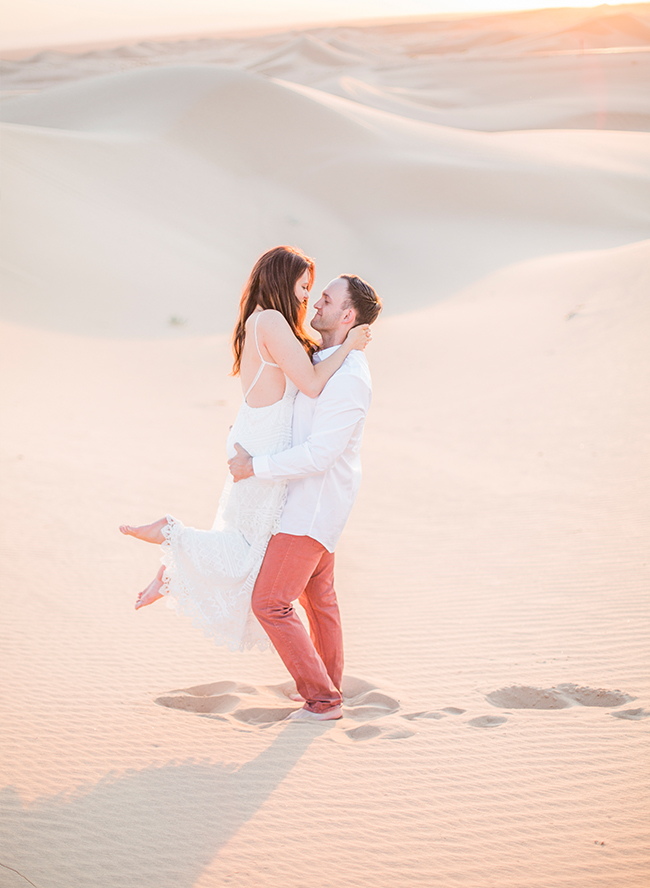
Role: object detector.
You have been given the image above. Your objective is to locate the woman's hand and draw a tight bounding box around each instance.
[345,323,372,351]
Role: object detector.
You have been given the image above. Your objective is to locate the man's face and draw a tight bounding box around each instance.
[311,278,352,334]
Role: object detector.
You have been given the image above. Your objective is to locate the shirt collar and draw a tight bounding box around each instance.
[314,344,342,363]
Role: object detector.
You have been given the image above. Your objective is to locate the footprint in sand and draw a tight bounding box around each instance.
[402,711,445,721]
[344,724,383,741]
[468,715,508,728]
[344,691,400,721]
[156,680,255,718]
[337,678,409,742]
[557,684,633,708]
[485,686,570,710]
[401,706,466,722]
[156,675,410,741]
[611,707,649,720]
[231,707,296,725]
[484,683,633,711]
[156,679,292,725]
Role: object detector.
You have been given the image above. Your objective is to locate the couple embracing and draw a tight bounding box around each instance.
[121,246,382,721]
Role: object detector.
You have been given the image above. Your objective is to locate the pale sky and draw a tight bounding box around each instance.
[2,1,635,51]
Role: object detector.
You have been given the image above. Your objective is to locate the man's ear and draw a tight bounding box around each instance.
[342,307,357,327]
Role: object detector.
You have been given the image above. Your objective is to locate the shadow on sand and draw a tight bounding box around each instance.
[0,725,321,888]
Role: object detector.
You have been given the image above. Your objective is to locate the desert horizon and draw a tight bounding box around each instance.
[3,1,648,54]
[1,4,649,887]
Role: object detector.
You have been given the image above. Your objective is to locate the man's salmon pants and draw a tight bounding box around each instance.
[252,532,343,713]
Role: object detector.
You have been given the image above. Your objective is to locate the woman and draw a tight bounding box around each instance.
[120,245,370,651]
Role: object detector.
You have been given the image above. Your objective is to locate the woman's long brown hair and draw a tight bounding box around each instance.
[232,245,318,375]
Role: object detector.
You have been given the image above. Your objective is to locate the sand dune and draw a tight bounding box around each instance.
[334,55,650,131]
[2,64,649,335]
[1,9,649,888]
[3,7,650,132]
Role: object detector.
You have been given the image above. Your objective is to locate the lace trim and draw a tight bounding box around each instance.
[160,515,272,652]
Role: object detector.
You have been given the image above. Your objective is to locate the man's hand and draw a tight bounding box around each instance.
[228,443,254,483]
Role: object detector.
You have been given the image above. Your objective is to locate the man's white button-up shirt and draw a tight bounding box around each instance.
[251,345,372,553]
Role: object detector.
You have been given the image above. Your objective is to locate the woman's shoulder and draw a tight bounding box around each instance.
[251,309,290,334]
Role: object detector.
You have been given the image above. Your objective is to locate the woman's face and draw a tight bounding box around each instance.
[294,269,311,324]
[294,268,312,308]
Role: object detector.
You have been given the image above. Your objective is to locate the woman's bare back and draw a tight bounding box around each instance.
[239,310,287,408]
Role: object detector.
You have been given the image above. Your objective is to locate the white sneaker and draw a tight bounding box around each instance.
[285,706,342,722]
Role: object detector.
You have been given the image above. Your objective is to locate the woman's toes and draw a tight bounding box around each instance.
[135,581,164,610]
[135,591,148,610]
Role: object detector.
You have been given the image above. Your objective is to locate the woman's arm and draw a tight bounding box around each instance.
[257,310,370,398]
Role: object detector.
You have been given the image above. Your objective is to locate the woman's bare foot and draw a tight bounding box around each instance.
[120,516,168,544]
[135,566,166,610]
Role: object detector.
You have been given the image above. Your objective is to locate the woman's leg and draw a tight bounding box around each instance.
[120,516,168,543]
[135,565,166,610]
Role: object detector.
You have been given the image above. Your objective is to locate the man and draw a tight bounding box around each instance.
[228,273,382,721]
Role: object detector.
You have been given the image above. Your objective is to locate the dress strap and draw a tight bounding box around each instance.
[244,313,279,401]
[253,312,280,368]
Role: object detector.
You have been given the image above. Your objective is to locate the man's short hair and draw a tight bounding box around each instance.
[339,274,382,325]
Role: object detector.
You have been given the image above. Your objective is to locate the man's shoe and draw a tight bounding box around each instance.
[285,705,342,722]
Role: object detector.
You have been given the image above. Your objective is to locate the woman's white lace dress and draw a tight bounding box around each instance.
[159,320,297,651]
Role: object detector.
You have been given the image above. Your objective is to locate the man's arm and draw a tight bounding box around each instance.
[229,372,371,483]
